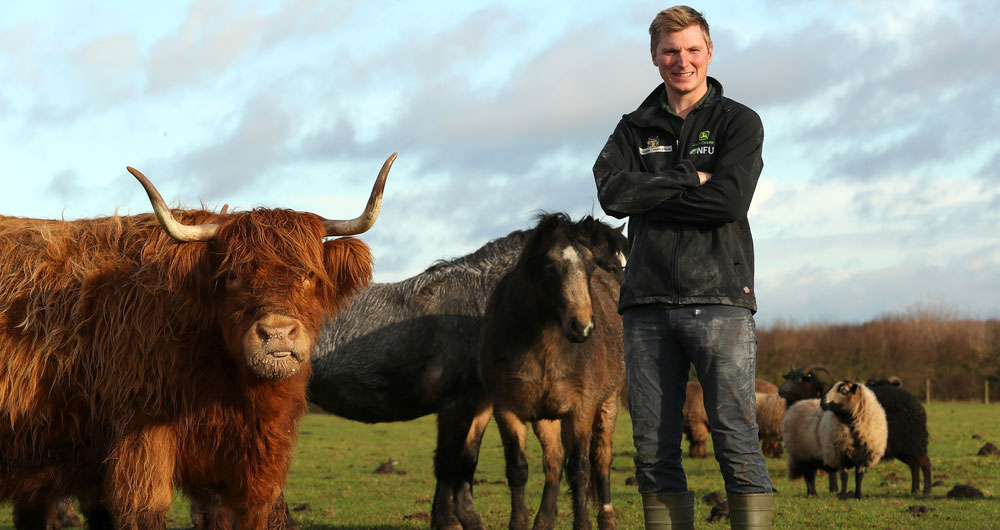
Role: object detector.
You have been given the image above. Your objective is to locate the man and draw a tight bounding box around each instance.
[593,6,773,529]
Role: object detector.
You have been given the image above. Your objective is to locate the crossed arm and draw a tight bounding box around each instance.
[593,110,763,227]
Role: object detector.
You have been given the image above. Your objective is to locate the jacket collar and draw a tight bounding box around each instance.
[627,76,724,129]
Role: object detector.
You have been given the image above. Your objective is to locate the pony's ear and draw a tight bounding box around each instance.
[572,216,601,247]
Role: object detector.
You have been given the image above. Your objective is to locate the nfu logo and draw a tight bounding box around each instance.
[689,146,715,155]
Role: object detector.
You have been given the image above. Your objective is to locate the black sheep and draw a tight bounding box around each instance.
[866,382,932,494]
[779,365,833,405]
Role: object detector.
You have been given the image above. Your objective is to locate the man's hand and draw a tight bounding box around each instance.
[697,171,713,185]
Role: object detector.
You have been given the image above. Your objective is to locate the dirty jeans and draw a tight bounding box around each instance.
[623,304,772,495]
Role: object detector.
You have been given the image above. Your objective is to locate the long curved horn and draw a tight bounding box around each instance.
[801,364,831,377]
[323,153,396,236]
[128,166,219,242]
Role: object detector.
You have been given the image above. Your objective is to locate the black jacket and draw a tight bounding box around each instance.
[593,77,762,313]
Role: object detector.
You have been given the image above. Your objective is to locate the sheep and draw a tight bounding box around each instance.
[778,364,832,405]
[683,381,710,458]
[755,392,787,458]
[819,381,888,499]
[782,398,838,496]
[683,379,782,458]
[866,376,902,388]
[865,379,932,494]
[756,378,779,395]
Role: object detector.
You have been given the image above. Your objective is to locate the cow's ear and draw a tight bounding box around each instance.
[323,237,374,310]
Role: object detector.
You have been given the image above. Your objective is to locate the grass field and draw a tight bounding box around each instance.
[1,402,998,529]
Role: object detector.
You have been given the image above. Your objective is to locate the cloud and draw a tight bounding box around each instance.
[70,32,143,108]
[147,0,348,93]
[47,169,87,204]
[381,24,653,175]
[718,3,1000,182]
[361,149,616,282]
[171,91,294,198]
[757,245,1000,326]
[3,0,996,328]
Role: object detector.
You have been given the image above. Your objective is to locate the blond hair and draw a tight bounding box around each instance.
[649,6,712,52]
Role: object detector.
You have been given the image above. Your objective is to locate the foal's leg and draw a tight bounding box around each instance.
[455,404,493,529]
[531,419,564,530]
[433,399,490,530]
[590,395,619,530]
[562,410,595,530]
[495,407,530,530]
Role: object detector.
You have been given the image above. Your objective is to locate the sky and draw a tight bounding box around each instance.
[1,0,997,327]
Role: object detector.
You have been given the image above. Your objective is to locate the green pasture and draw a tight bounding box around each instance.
[1,402,998,529]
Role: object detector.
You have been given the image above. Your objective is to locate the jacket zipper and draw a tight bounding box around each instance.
[671,111,696,299]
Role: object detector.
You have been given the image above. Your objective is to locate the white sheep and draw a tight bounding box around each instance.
[819,381,888,499]
[782,398,836,496]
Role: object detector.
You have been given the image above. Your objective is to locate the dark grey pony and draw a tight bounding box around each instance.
[310,228,528,530]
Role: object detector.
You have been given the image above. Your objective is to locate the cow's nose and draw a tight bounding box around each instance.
[255,318,299,343]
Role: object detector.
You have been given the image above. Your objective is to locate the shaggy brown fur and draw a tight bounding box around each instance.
[683,382,710,458]
[755,392,787,458]
[0,182,376,528]
[480,214,625,530]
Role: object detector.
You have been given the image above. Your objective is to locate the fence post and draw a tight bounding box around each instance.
[926,379,931,405]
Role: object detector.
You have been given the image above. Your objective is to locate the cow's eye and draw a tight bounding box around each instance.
[224,271,241,289]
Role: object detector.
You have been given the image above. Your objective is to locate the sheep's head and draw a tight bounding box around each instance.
[820,380,859,423]
[778,364,832,405]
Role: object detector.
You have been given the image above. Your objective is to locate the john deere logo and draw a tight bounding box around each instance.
[698,131,710,141]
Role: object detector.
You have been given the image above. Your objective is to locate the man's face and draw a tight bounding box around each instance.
[651,25,713,99]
